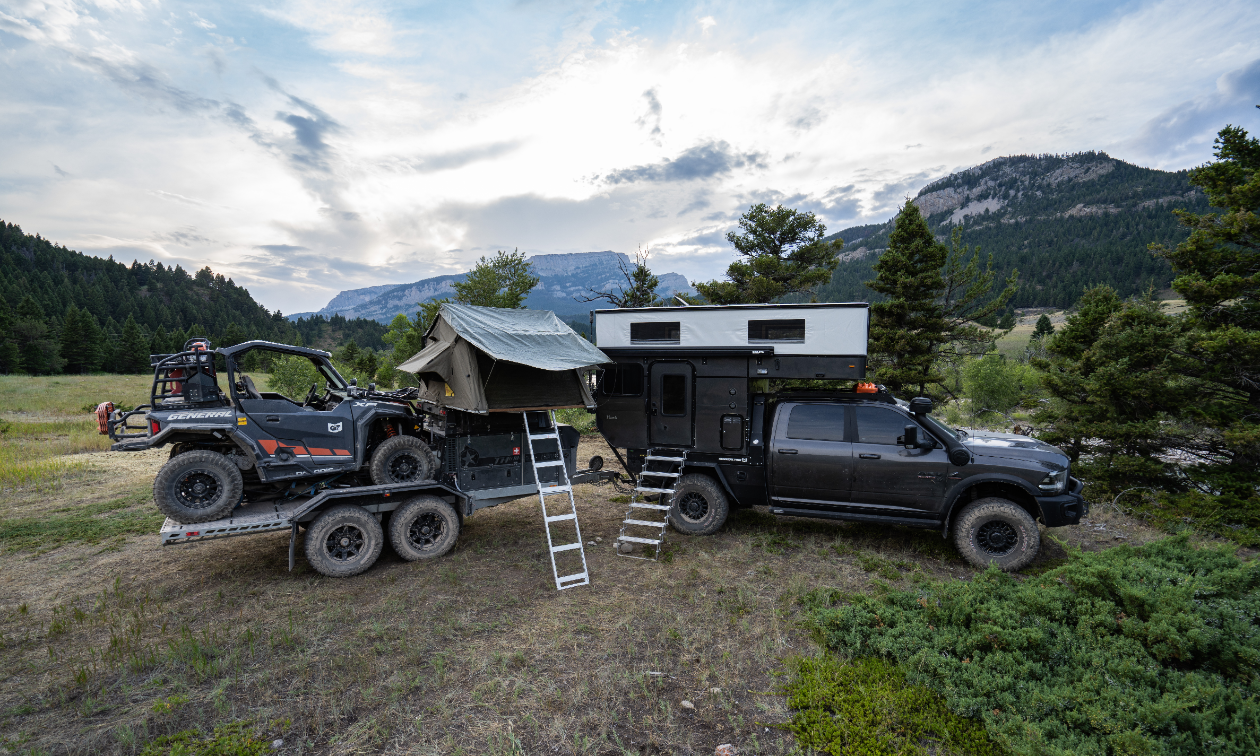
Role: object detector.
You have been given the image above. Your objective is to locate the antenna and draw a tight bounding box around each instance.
[674,295,690,306]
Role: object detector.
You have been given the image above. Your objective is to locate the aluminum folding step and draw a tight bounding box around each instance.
[523,411,589,590]
[615,448,686,561]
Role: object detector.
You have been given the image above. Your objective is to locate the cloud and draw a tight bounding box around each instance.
[602,141,767,184]
[52,164,70,177]
[390,141,522,174]
[636,88,663,140]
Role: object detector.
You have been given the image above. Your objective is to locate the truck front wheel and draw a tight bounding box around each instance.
[153,450,243,524]
[952,497,1040,571]
[304,505,384,577]
[389,496,460,561]
[668,473,730,536]
[369,435,437,486]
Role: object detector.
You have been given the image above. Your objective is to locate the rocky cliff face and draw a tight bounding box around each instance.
[295,251,695,323]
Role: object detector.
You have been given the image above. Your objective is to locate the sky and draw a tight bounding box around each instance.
[2,0,1259,315]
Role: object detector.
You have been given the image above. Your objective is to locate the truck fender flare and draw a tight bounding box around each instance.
[679,462,741,507]
[940,473,1041,538]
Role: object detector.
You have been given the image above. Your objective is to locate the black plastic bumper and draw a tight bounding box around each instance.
[1037,477,1088,527]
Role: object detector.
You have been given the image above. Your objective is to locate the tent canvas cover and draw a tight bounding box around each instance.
[396,303,611,413]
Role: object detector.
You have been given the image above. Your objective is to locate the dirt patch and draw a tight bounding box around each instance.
[0,437,1157,755]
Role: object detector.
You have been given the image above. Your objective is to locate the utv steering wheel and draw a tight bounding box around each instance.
[303,384,319,407]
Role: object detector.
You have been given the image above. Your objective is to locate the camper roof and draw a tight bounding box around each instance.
[593,302,869,356]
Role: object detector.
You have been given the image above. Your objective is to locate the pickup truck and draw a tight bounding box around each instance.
[613,389,1087,571]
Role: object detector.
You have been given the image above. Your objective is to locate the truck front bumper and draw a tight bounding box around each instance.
[1037,477,1088,527]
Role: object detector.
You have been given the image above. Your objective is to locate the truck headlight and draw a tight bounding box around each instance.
[1039,469,1067,494]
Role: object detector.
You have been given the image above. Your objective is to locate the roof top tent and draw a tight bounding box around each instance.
[591,303,870,460]
[397,303,611,414]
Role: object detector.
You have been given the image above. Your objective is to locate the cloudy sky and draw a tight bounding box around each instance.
[2,0,1259,314]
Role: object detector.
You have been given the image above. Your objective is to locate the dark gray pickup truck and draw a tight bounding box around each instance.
[604,388,1086,571]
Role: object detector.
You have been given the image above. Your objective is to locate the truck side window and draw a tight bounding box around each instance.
[631,322,681,344]
[748,319,805,343]
[599,364,643,396]
[786,404,847,441]
[661,374,687,415]
[855,406,910,445]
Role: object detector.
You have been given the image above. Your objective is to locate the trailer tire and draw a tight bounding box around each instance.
[369,435,437,486]
[153,450,243,524]
[668,473,729,536]
[304,505,384,578]
[389,496,460,561]
[953,497,1040,571]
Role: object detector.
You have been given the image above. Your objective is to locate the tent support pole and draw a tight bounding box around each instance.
[605,440,636,486]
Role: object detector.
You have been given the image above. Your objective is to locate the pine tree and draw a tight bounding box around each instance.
[118,315,150,374]
[1032,313,1055,339]
[61,305,90,373]
[696,203,841,304]
[865,203,949,397]
[0,298,19,374]
[450,249,539,309]
[578,248,662,308]
[12,295,58,374]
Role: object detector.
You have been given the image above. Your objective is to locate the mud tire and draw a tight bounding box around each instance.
[389,496,460,561]
[369,435,437,486]
[667,473,730,536]
[953,497,1040,571]
[153,450,243,524]
[304,505,384,578]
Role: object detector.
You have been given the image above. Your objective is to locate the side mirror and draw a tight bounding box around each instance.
[349,378,358,386]
[900,424,919,448]
[949,447,971,466]
[909,397,933,415]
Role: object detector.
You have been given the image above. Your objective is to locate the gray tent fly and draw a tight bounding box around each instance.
[396,303,611,413]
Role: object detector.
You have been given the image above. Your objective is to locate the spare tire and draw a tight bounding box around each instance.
[153,450,243,523]
[369,435,437,486]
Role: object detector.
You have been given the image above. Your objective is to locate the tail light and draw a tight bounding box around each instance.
[150,420,161,435]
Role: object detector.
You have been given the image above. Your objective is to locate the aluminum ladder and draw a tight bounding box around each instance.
[522,411,589,590]
[615,449,686,561]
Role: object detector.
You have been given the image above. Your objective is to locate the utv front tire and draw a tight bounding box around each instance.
[304,505,384,578]
[668,473,730,536]
[953,497,1040,571]
[389,496,460,561]
[153,450,243,524]
[369,436,436,486]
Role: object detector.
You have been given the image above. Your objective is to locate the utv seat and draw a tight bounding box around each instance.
[239,375,264,400]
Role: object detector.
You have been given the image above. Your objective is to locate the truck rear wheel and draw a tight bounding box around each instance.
[369,435,437,486]
[304,505,384,577]
[953,497,1040,571]
[389,496,460,561]
[668,473,729,536]
[153,450,243,524]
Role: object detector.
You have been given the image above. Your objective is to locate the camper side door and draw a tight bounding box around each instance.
[594,362,648,449]
[649,361,694,448]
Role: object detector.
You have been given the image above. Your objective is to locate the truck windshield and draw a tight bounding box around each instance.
[923,414,966,441]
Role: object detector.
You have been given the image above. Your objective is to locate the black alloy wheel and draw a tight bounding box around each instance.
[388,452,424,482]
[325,524,366,562]
[676,491,710,522]
[407,512,444,549]
[176,471,221,510]
[975,520,1019,556]
[388,496,460,561]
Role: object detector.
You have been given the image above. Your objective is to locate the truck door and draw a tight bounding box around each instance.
[769,403,851,508]
[850,405,948,514]
[239,397,357,473]
[649,362,693,447]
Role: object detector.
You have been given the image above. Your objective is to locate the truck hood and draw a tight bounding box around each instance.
[962,431,1068,469]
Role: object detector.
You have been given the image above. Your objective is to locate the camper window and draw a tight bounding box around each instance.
[660,374,687,415]
[598,364,644,396]
[786,404,848,442]
[748,319,806,343]
[631,321,681,344]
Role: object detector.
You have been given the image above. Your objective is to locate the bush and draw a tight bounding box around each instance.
[961,353,1036,416]
[802,535,1260,755]
[268,355,320,400]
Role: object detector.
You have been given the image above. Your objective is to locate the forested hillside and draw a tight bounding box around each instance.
[0,221,385,374]
[815,152,1209,308]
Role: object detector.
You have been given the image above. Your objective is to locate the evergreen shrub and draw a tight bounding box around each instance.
[800,535,1260,755]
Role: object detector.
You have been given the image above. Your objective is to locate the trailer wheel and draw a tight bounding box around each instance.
[668,473,730,536]
[389,496,460,561]
[952,497,1040,571]
[369,436,437,486]
[153,450,243,524]
[304,505,384,578]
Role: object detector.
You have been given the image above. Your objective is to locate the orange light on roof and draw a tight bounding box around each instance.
[855,382,878,393]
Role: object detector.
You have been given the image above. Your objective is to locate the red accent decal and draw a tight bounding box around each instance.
[291,447,307,455]
[333,449,351,456]
[259,440,279,454]
[307,447,332,456]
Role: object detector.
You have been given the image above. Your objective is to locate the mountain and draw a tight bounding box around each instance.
[814,152,1209,309]
[295,251,696,323]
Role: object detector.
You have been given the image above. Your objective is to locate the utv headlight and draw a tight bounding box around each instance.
[1039,468,1068,494]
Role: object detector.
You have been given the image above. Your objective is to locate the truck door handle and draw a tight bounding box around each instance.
[650,402,658,416]
[859,453,881,459]
[778,449,797,454]
[266,416,281,422]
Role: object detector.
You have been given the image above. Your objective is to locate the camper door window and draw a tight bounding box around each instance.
[660,374,687,416]
[598,364,644,396]
[748,319,806,343]
[630,321,681,344]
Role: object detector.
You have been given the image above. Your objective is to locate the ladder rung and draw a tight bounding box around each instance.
[538,485,572,493]
[640,471,680,477]
[645,454,686,461]
[527,433,559,442]
[623,518,666,527]
[630,502,671,510]
[635,487,675,494]
[551,543,582,553]
[546,513,575,523]
[534,460,564,467]
[558,572,588,584]
[618,536,662,545]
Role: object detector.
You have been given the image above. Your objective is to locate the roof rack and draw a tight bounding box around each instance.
[770,388,898,405]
